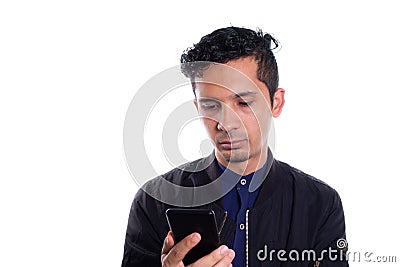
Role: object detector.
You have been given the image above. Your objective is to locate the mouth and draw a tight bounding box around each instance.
[218,139,247,150]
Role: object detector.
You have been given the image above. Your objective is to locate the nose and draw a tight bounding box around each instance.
[216,105,241,132]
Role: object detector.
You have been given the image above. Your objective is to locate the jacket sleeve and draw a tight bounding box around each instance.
[313,189,349,266]
[121,188,165,267]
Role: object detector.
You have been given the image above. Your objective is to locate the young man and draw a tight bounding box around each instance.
[122,27,348,266]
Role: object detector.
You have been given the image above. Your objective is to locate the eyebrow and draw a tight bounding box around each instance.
[232,91,258,99]
[198,98,219,103]
[197,91,258,103]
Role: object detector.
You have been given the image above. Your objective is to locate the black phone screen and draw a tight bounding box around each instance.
[166,208,221,265]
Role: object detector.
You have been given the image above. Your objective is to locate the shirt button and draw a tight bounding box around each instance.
[240,179,246,185]
[239,223,245,230]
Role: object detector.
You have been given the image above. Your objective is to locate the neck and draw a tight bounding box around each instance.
[216,148,268,176]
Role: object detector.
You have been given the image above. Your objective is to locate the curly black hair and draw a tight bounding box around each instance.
[180,26,280,103]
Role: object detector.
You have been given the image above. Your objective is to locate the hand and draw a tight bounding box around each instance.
[161,231,235,267]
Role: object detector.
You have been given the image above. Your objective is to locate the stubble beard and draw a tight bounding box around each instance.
[220,150,252,163]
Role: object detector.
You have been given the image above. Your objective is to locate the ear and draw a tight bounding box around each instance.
[271,88,285,118]
[193,99,199,111]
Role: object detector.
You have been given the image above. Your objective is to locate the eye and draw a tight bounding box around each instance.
[203,104,217,110]
[238,101,253,107]
[200,102,220,111]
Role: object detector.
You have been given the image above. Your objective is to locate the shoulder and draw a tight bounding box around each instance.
[133,155,217,204]
[274,159,341,203]
[273,160,346,234]
[158,154,216,185]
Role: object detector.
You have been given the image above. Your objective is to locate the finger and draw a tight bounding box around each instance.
[163,232,201,266]
[190,245,234,267]
[161,231,175,255]
[212,249,235,267]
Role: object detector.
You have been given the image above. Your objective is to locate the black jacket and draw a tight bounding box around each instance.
[122,154,348,266]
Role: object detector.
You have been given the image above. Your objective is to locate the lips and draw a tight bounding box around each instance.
[218,139,247,149]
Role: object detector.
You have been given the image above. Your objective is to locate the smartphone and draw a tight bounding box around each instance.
[166,208,221,265]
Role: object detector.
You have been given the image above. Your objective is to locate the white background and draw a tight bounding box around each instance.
[1,0,399,266]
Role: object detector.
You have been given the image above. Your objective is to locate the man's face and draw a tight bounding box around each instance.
[193,57,284,169]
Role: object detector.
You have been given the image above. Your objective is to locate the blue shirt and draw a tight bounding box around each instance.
[218,162,268,267]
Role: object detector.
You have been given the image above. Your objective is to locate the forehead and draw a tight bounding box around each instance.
[193,58,269,99]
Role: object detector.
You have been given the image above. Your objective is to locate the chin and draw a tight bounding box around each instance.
[220,150,251,163]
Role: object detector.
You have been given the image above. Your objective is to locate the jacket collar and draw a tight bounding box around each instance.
[199,148,282,207]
